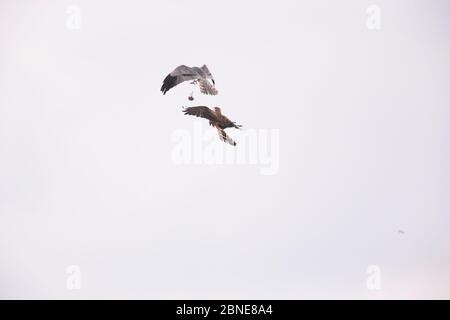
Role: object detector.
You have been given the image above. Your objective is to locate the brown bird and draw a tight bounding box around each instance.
[183,106,242,146]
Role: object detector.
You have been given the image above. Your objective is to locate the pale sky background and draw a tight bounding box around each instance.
[0,0,449,299]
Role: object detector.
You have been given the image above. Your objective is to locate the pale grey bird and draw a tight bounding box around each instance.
[161,65,218,99]
[183,106,242,146]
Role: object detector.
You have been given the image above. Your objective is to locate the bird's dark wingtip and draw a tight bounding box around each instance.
[161,74,177,95]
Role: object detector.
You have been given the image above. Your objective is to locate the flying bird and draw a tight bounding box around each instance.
[161,65,217,99]
[183,106,242,146]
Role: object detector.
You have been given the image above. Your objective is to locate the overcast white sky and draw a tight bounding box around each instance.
[0,0,449,299]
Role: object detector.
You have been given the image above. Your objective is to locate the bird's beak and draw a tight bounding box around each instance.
[212,79,215,86]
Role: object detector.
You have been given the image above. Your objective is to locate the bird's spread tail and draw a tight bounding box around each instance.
[199,79,218,95]
[217,128,236,146]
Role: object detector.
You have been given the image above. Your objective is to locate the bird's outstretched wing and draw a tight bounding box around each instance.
[161,65,199,94]
[198,79,218,95]
[217,128,237,146]
[183,106,218,122]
